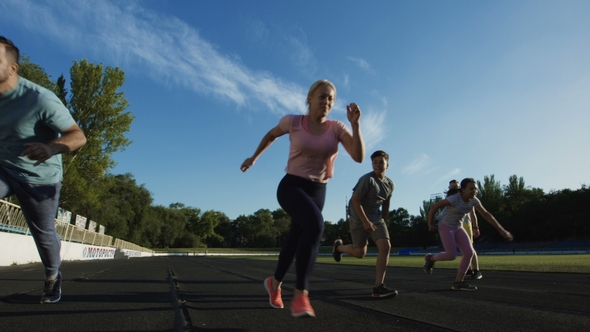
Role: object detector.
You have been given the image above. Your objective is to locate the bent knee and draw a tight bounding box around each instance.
[376,238,391,251]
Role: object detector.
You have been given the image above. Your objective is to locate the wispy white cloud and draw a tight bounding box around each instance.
[361,111,386,150]
[347,56,376,75]
[402,154,435,175]
[372,91,388,109]
[353,91,388,150]
[347,56,371,70]
[342,73,350,89]
[434,168,461,188]
[245,18,270,45]
[287,28,318,77]
[2,0,308,115]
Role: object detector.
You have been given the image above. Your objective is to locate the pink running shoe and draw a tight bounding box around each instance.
[290,294,316,318]
[264,277,284,308]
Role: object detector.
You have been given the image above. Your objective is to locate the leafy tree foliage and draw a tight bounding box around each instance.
[88,173,153,245]
[195,210,226,245]
[60,60,135,215]
[477,175,504,217]
[387,208,411,246]
[323,218,351,247]
[271,209,291,247]
[240,209,276,248]
[17,55,58,92]
[156,204,189,248]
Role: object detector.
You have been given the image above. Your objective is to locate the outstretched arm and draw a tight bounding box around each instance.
[474,204,513,241]
[21,123,87,167]
[339,103,365,163]
[240,125,286,172]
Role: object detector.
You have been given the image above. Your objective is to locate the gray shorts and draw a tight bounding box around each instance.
[349,217,390,248]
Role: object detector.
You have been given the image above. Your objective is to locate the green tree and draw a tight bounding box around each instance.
[503,175,529,215]
[56,74,68,106]
[271,208,291,247]
[234,209,278,248]
[17,55,58,92]
[233,215,249,247]
[420,196,441,221]
[477,175,504,215]
[387,207,411,247]
[476,175,506,238]
[197,210,227,245]
[323,218,351,246]
[167,203,200,248]
[142,206,164,247]
[250,209,276,247]
[156,204,189,248]
[60,59,134,216]
[90,188,129,240]
[212,217,235,247]
[414,197,441,248]
[91,173,153,245]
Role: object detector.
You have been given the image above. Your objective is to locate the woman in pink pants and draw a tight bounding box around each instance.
[424,178,513,291]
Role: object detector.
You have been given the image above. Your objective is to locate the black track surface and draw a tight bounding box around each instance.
[1,256,588,331]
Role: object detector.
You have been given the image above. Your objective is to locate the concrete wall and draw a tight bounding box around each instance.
[0,232,149,267]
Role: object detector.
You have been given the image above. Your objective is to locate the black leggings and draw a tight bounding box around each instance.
[274,174,326,290]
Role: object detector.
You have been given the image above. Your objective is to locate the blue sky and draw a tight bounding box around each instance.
[2,0,588,223]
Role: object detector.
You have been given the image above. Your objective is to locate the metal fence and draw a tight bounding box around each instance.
[0,199,29,235]
[1,199,152,253]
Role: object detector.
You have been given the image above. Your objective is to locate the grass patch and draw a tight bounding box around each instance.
[218,253,590,274]
[156,247,590,273]
[158,246,398,255]
[320,254,590,273]
[154,247,281,254]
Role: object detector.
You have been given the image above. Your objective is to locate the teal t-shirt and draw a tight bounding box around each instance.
[0,77,75,184]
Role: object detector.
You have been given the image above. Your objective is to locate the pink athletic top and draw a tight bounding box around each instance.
[278,114,351,183]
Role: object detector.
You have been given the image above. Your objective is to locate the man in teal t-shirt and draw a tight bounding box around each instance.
[0,36,86,304]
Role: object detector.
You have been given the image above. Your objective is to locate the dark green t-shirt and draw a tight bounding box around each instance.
[0,77,75,184]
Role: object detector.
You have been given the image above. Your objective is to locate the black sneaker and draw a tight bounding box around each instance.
[333,239,343,262]
[372,284,398,298]
[423,254,434,274]
[452,281,477,291]
[472,270,483,280]
[41,272,62,303]
[465,269,473,277]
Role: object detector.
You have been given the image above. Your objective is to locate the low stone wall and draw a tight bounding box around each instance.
[0,231,130,267]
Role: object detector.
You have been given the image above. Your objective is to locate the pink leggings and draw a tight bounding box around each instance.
[434,223,474,275]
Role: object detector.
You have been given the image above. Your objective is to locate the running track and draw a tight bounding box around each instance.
[1,256,588,331]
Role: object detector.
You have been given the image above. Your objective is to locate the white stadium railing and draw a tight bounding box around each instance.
[0,199,152,253]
